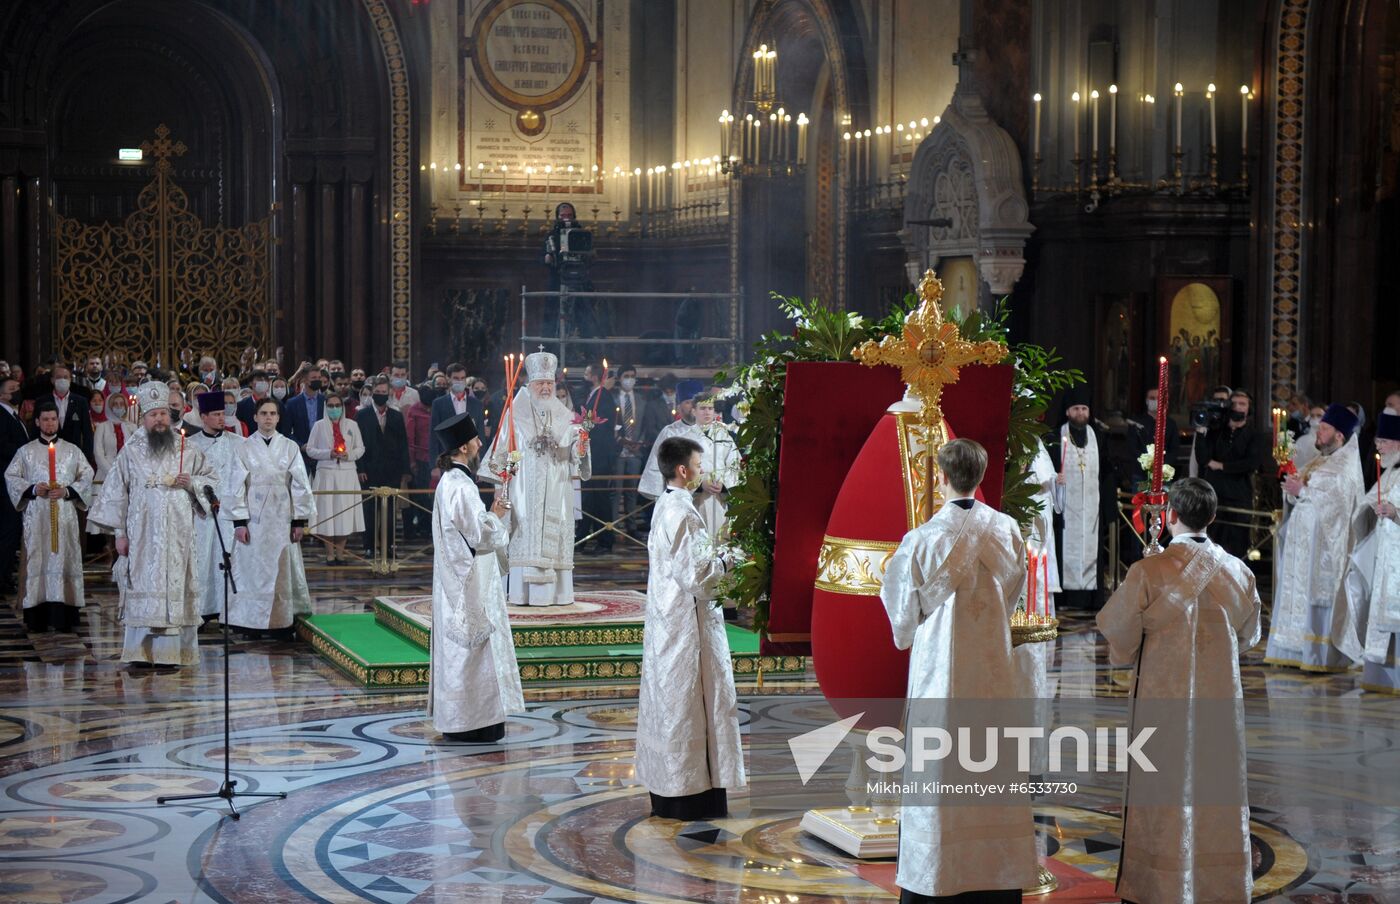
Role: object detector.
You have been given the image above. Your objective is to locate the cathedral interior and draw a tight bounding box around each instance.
[2,0,1400,901]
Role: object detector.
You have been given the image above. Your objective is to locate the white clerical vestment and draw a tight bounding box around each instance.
[1054,424,1100,592]
[89,429,217,666]
[635,487,745,798]
[1097,537,1260,904]
[638,420,701,500]
[187,429,240,618]
[1352,459,1400,690]
[879,500,1038,897]
[1266,435,1366,670]
[5,438,93,609]
[428,464,523,734]
[225,432,315,630]
[482,390,591,606]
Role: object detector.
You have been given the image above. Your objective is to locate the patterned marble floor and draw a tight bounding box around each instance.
[2,561,1399,902]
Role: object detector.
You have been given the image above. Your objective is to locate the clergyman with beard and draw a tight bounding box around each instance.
[481,351,591,606]
[89,382,217,669]
[1265,403,1366,672]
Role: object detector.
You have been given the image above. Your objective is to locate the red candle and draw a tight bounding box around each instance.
[47,441,56,483]
[1151,356,1168,494]
[1027,550,1037,618]
[1042,551,1050,616]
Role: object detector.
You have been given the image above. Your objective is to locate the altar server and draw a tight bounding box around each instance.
[482,351,591,606]
[5,400,93,632]
[187,392,240,619]
[1267,403,1366,670]
[1098,477,1260,903]
[226,398,315,634]
[1351,412,1400,691]
[89,382,217,668]
[428,412,520,742]
[636,436,745,820]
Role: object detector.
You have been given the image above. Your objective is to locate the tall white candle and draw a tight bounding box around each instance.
[1032,93,1042,156]
[1108,84,1118,153]
[1240,86,1249,155]
[1071,92,1081,157]
[1091,89,1100,156]
[1207,84,1217,150]
[1174,83,1184,150]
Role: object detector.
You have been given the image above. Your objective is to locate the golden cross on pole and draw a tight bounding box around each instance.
[852,269,1007,427]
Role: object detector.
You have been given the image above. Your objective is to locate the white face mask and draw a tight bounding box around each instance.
[253,381,269,395]
[620,377,636,391]
[272,387,287,400]
[52,378,70,394]
[451,380,468,395]
[1308,416,1321,429]
[110,406,127,419]
[1145,399,1158,416]
[224,404,237,419]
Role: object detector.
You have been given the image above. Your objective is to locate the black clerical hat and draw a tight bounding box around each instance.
[434,411,479,450]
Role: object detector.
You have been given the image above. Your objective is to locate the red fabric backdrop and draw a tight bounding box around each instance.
[763,362,1014,656]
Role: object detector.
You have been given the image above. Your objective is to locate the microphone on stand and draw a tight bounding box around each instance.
[204,485,221,512]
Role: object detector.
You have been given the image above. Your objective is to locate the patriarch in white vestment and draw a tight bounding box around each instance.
[481,351,591,606]
[429,411,521,742]
[89,383,216,669]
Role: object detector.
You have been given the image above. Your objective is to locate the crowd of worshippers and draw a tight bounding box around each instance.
[0,354,740,653]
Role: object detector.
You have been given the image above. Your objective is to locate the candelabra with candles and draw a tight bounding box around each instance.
[719,42,809,179]
[1032,82,1253,209]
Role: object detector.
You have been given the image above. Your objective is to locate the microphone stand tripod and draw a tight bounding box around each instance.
[157,490,286,819]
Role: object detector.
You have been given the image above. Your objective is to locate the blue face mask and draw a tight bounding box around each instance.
[327,406,343,421]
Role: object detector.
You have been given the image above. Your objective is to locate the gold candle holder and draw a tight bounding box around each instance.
[49,483,60,553]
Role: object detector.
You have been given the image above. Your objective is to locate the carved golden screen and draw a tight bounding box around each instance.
[52,125,271,371]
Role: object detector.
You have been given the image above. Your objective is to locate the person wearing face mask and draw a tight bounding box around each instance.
[612,364,656,536]
[235,370,271,434]
[404,384,436,540]
[282,367,326,476]
[1267,403,1366,672]
[271,379,289,404]
[1129,386,1181,480]
[4,400,95,633]
[47,364,94,466]
[429,364,486,471]
[197,355,219,387]
[0,377,29,593]
[1194,389,1270,558]
[1346,412,1400,692]
[225,398,315,638]
[355,375,412,558]
[92,395,130,484]
[306,391,365,564]
[386,361,420,412]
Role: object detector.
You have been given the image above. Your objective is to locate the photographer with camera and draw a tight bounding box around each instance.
[1192,388,1269,557]
[543,202,598,338]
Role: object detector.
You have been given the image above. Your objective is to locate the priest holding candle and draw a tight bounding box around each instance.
[5,400,94,633]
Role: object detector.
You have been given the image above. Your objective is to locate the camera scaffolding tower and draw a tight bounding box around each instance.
[518,287,744,370]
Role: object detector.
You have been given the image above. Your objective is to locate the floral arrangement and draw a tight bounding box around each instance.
[571,410,608,433]
[1136,445,1176,487]
[715,292,1082,633]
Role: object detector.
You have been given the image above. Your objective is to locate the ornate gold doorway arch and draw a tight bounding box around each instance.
[52,125,272,371]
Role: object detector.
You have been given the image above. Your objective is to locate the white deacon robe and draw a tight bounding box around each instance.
[639,420,701,500]
[1353,461,1400,690]
[225,432,315,630]
[428,464,523,734]
[482,390,591,606]
[1266,435,1366,670]
[879,500,1038,897]
[1054,423,1100,592]
[635,487,745,799]
[89,429,217,665]
[5,439,93,609]
[639,420,740,538]
[187,430,240,618]
[1097,537,1260,904]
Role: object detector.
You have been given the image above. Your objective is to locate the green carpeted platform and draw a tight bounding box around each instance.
[299,612,807,689]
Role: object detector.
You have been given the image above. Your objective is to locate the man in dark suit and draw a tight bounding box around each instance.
[356,375,412,558]
[47,363,93,465]
[580,360,617,549]
[281,365,326,473]
[235,370,273,434]
[0,376,29,593]
[612,364,658,534]
[429,363,486,463]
